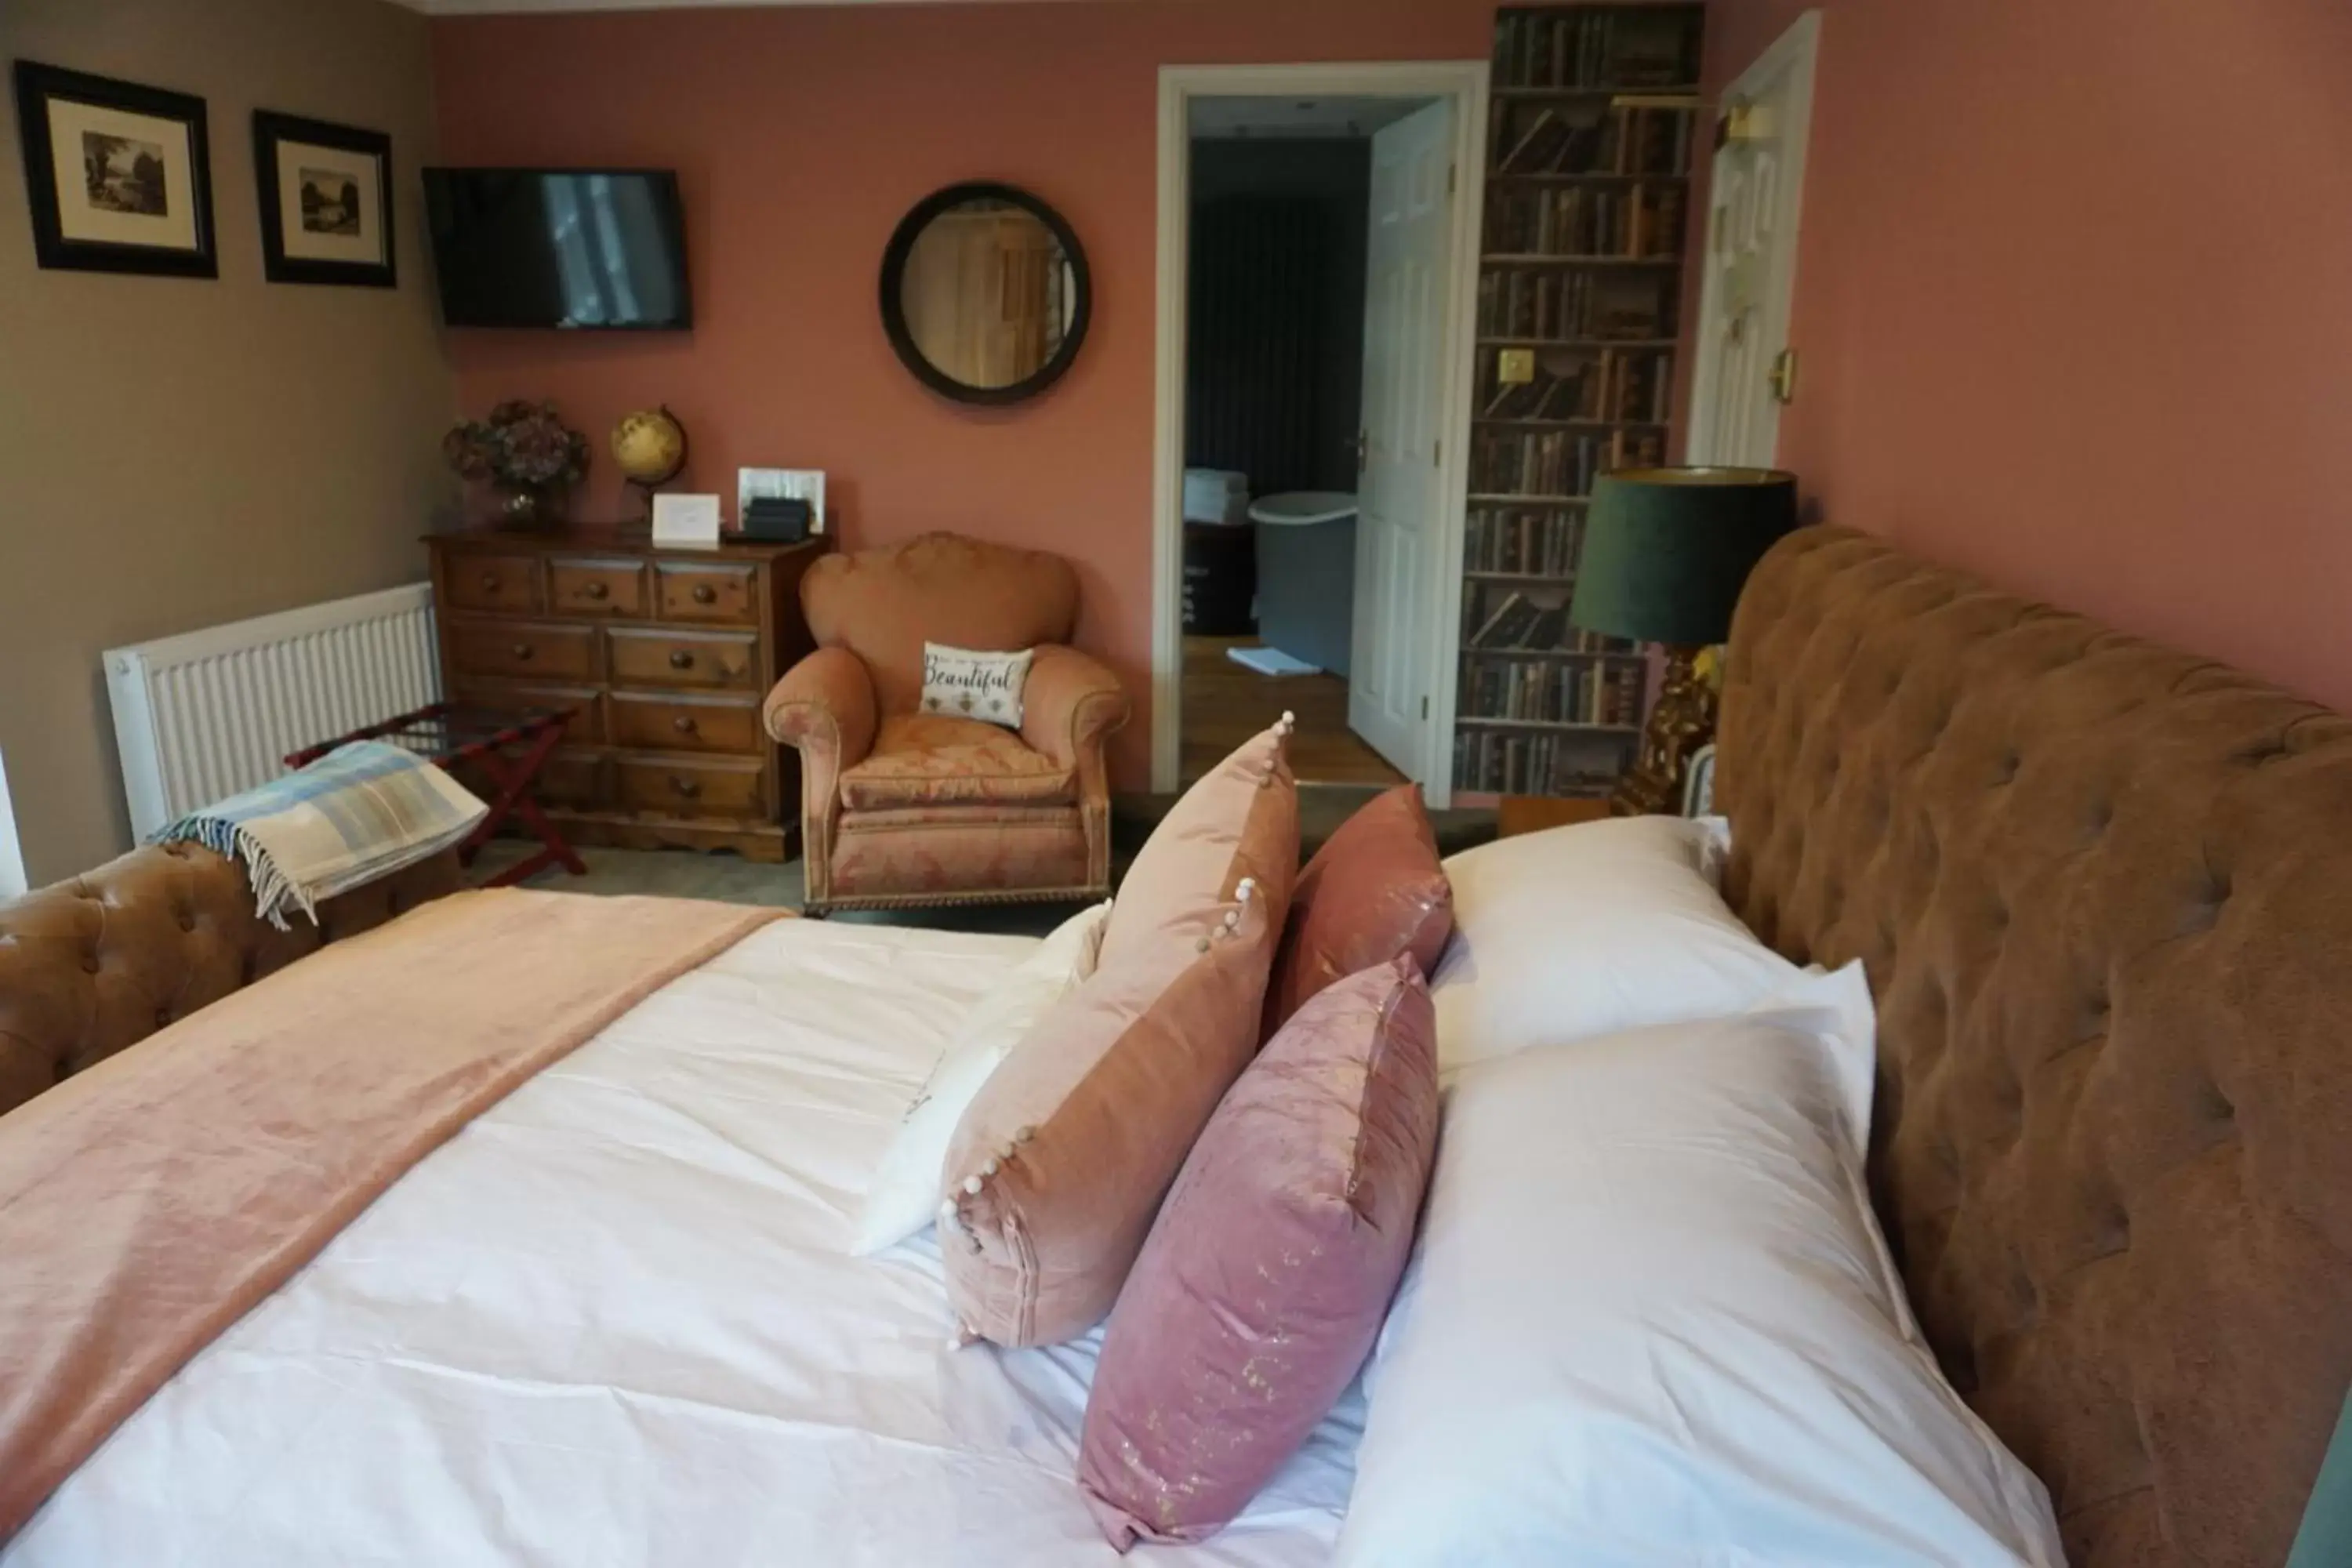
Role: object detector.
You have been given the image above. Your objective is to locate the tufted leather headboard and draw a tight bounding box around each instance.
[0,844,460,1119]
[1716,527,2352,1568]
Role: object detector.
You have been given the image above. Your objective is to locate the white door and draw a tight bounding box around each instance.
[1688,12,1820,468]
[1349,97,1457,775]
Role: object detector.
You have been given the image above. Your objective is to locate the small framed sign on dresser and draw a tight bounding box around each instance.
[426,525,832,862]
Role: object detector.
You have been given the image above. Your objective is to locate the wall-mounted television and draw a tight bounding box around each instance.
[422,168,691,330]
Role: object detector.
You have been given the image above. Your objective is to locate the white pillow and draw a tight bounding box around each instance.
[849,900,1109,1256]
[1338,968,2065,1568]
[919,642,1033,729]
[1431,814,1798,1074]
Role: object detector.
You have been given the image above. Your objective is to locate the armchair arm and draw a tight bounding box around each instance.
[1019,644,1131,771]
[764,649,878,909]
[764,647,879,769]
[1022,645,1129,895]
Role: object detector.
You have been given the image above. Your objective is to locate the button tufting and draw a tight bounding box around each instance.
[176,911,195,934]
[154,1007,171,1028]
[82,953,101,975]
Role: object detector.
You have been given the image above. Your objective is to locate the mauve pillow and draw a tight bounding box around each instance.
[942,723,1298,1348]
[1263,783,1452,1037]
[1077,955,1439,1548]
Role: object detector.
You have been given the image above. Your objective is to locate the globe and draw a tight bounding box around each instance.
[612,406,688,490]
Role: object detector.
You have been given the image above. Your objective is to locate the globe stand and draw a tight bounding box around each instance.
[612,405,688,528]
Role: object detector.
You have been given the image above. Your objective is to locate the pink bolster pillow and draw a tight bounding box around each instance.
[1077,953,1440,1548]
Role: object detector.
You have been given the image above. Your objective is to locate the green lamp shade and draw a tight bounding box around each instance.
[1569,467,1801,647]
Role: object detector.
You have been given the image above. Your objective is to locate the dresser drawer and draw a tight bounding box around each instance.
[448,682,605,745]
[452,746,607,810]
[447,621,598,683]
[608,691,763,754]
[445,554,542,615]
[535,750,610,808]
[655,561,760,623]
[615,755,767,818]
[548,558,647,617]
[607,627,762,691]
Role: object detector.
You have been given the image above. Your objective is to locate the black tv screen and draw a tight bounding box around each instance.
[423,168,691,330]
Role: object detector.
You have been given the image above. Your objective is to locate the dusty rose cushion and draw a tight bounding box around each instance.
[1098,723,1300,971]
[1263,783,1454,1037]
[941,724,1298,1348]
[1077,955,1439,1548]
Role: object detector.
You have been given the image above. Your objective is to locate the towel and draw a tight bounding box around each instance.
[154,741,488,928]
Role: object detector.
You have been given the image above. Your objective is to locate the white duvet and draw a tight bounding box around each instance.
[9,922,1359,1567]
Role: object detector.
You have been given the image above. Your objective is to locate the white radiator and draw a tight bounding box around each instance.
[104,583,441,840]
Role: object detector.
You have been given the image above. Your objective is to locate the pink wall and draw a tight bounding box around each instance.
[430,0,1498,786]
[1701,0,2352,712]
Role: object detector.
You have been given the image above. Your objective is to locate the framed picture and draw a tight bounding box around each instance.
[252,111,394,288]
[11,60,216,278]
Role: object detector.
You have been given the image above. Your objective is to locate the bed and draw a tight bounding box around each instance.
[2,526,2345,1564]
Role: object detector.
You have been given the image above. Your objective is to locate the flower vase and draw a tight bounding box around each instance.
[499,486,564,527]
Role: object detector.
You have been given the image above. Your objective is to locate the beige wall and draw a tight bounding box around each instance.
[0,0,454,884]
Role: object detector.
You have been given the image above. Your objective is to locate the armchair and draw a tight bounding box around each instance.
[764,532,1131,914]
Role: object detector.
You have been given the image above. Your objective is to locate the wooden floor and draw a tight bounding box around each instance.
[1181,636,1408,787]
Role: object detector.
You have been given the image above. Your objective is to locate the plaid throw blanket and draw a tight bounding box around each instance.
[154,742,488,929]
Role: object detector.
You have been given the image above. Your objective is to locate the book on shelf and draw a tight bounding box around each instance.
[1468,592,1544,650]
[1483,183,1686,260]
[1478,264,1673,341]
[1452,727,1638,797]
[1457,654,1645,725]
[1492,7,1703,92]
[1469,419,1667,496]
[1465,506,1585,575]
[1486,100,1698,179]
[1475,345,1676,428]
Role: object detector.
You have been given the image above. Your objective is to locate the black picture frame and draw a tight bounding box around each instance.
[879,181,1092,408]
[253,110,395,289]
[11,59,216,278]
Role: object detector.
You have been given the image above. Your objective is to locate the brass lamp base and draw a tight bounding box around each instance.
[1610,644,1716,818]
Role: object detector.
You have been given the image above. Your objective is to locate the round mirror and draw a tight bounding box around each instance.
[880,182,1091,406]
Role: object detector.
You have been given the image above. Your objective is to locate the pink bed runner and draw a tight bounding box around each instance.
[0,889,783,1542]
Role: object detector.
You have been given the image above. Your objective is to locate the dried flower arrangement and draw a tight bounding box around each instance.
[444,401,590,521]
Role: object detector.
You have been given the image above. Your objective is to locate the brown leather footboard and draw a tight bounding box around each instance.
[1717,526,2352,1568]
[0,844,460,1118]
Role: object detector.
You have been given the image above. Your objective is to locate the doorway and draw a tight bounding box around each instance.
[1152,64,1490,804]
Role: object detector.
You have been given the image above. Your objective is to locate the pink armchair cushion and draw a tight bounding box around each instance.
[1076,955,1440,1548]
[1262,784,1454,1037]
[837,715,1075,811]
[802,533,1079,717]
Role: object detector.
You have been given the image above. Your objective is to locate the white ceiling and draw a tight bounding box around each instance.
[397,0,1099,13]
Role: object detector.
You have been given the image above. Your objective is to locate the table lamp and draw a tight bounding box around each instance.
[1570,466,1799,816]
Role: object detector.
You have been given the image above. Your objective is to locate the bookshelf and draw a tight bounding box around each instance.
[1454,2,1704,800]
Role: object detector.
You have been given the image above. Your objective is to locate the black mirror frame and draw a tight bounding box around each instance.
[879,181,1093,408]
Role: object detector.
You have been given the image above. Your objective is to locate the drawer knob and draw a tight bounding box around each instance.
[672,715,698,735]
[669,650,695,670]
[585,581,610,601]
[511,643,534,661]
[479,573,499,591]
[671,776,702,799]
[691,584,717,605]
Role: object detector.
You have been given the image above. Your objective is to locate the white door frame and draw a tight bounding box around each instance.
[1686,11,1821,467]
[1152,60,1490,804]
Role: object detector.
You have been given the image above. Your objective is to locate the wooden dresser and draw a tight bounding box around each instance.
[426,526,829,862]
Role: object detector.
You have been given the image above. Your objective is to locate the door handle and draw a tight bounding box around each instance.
[1769,348,1800,406]
[1355,430,1370,474]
